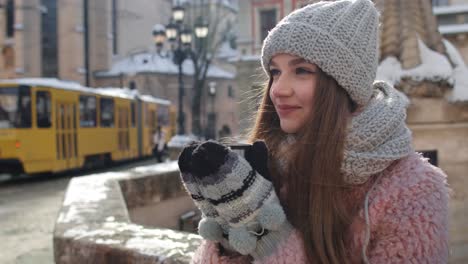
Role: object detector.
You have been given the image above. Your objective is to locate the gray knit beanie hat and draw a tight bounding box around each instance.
[261,0,380,106]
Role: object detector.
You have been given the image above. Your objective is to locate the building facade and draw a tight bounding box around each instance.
[0,0,172,85]
[94,53,239,138]
[0,0,42,79]
[433,0,468,64]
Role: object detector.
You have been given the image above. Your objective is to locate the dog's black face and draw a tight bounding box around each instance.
[177,140,271,181]
[177,141,200,173]
[191,141,230,178]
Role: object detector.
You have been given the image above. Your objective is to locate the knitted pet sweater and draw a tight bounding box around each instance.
[190,152,450,263]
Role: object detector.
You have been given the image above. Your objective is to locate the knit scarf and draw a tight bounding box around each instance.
[342,81,413,184]
[276,81,413,185]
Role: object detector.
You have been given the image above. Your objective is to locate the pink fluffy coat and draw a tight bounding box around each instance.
[190,153,450,263]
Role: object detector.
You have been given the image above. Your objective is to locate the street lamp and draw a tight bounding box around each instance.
[152,24,166,54]
[151,3,209,136]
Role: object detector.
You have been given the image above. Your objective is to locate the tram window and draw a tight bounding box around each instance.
[131,102,136,127]
[17,86,32,128]
[157,105,169,126]
[79,95,97,127]
[100,98,114,127]
[147,109,155,127]
[0,86,31,128]
[36,91,51,128]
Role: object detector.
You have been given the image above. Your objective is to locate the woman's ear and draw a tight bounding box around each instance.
[244,140,271,181]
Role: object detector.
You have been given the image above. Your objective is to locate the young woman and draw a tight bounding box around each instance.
[179,0,450,263]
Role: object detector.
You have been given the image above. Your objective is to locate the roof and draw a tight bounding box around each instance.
[0,78,171,103]
[0,78,101,95]
[216,41,239,59]
[175,0,238,12]
[95,51,236,79]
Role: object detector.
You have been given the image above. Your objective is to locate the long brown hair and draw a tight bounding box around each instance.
[248,67,358,263]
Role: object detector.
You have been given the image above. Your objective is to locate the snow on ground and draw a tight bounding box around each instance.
[167,134,199,148]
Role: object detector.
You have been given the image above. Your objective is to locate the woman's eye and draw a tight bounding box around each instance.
[269,69,280,76]
[296,67,314,75]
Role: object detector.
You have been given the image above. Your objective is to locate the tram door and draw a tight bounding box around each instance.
[136,100,143,157]
[55,101,78,170]
[117,106,130,157]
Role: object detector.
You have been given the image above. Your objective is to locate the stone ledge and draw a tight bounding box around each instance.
[53,162,202,264]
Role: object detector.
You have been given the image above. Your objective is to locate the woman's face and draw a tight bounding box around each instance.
[269,53,319,134]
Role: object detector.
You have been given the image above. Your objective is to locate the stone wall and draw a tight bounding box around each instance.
[53,162,202,264]
[408,98,468,263]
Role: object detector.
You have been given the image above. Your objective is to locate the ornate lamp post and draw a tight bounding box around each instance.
[152,24,166,54]
[152,4,209,136]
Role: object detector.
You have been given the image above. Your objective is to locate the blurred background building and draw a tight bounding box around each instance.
[0,0,240,138]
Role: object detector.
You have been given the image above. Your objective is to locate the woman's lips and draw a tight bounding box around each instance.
[276,105,300,116]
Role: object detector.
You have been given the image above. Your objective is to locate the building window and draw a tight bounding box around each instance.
[36,91,52,128]
[100,98,114,127]
[6,0,15,38]
[3,46,15,69]
[41,0,58,77]
[432,0,449,6]
[228,85,234,98]
[79,95,97,127]
[260,9,277,42]
[419,150,438,166]
[437,14,458,25]
[129,80,137,90]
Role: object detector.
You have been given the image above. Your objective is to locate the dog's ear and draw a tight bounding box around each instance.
[244,140,271,181]
[191,141,230,178]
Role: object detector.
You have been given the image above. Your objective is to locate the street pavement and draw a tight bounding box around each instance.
[0,158,161,264]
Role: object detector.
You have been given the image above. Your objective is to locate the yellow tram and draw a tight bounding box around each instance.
[0,78,176,176]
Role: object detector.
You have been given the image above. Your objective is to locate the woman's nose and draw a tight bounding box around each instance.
[271,76,293,97]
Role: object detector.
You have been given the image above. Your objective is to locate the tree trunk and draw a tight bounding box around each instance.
[191,57,210,137]
[191,78,204,136]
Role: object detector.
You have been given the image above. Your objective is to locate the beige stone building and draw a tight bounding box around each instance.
[59,0,172,86]
[94,52,239,138]
[433,0,468,64]
[93,0,240,138]
[0,0,239,137]
[235,1,468,262]
[0,0,172,85]
[113,0,172,57]
[0,0,41,79]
